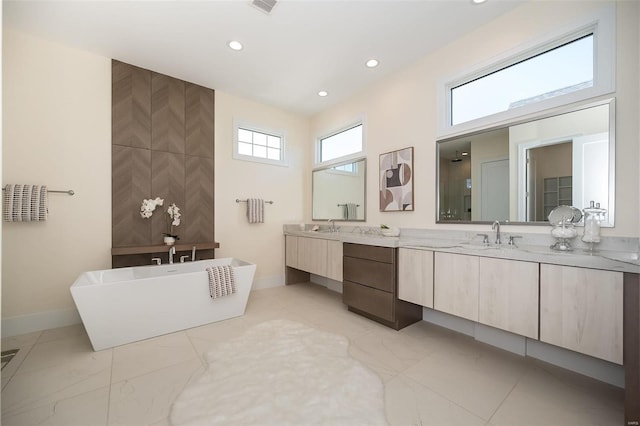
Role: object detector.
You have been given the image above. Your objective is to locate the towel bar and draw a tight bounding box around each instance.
[236,199,274,204]
[337,203,359,207]
[2,187,74,196]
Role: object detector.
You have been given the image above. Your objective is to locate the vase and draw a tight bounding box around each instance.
[163,236,176,246]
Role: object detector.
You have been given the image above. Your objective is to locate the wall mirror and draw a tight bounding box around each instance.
[436,98,615,226]
[313,158,366,221]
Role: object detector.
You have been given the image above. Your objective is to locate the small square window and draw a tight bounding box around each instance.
[233,123,286,166]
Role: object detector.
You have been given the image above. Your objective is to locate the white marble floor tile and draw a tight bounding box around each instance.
[1,347,112,417]
[403,339,529,420]
[489,363,624,426]
[386,374,487,426]
[1,344,34,386]
[348,327,433,382]
[111,332,199,383]
[2,330,42,350]
[1,386,109,426]
[108,358,204,426]
[37,324,88,344]
[14,330,96,374]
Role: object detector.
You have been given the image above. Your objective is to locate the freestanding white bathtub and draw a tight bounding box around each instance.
[70,258,256,351]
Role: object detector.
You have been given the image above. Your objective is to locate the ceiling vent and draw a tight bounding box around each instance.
[250,0,278,14]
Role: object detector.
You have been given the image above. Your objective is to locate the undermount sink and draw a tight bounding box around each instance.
[457,243,502,250]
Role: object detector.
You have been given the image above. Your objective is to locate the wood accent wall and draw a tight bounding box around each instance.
[111,60,215,267]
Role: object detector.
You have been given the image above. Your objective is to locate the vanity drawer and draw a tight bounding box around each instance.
[343,243,395,264]
[343,281,394,322]
[343,256,394,292]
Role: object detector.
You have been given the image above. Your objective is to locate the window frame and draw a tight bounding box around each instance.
[314,119,366,168]
[233,120,288,167]
[437,4,615,138]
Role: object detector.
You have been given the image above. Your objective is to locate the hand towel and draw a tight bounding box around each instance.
[247,198,265,223]
[3,184,48,222]
[207,265,236,299]
[346,203,358,220]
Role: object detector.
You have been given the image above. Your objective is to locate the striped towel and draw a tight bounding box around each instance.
[246,198,264,224]
[3,184,48,222]
[206,265,236,299]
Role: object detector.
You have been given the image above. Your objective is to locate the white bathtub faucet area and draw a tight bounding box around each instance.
[70,258,256,351]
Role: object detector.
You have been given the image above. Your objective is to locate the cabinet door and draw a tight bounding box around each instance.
[434,252,479,321]
[398,248,433,308]
[327,240,343,282]
[540,264,623,364]
[298,237,328,277]
[285,235,298,268]
[479,258,539,339]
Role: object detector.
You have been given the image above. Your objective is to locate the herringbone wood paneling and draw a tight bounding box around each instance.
[151,72,185,154]
[112,145,151,247]
[185,83,214,158]
[112,61,151,149]
[184,156,214,243]
[112,62,215,266]
[151,151,185,244]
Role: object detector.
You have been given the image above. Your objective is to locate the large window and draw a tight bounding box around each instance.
[439,5,615,137]
[317,123,364,165]
[451,34,594,126]
[233,122,286,166]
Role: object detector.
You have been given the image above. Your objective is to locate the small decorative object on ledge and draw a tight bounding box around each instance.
[548,205,581,251]
[582,200,607,253]
[379,147,414,212]
[140,197,181,244]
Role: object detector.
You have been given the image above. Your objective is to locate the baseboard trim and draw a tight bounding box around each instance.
[2,308,82,338]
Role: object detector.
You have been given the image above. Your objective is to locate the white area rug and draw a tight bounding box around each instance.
[170,320,387,426]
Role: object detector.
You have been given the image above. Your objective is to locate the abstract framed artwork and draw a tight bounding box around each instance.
[379,147,414,211]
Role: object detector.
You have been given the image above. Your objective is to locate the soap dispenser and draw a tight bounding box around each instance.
[582,201,606,252]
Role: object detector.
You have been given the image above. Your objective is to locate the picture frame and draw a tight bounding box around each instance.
[379,147,414,212]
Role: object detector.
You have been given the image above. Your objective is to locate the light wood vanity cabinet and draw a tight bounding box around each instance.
[478,257,539,339]
[398,248,434,308]
[434,253,539,338]
[434,252,480,321]
[540,264,623,364]
[298,237,328,276]
[285,235,342,283]
[285,235,298,268]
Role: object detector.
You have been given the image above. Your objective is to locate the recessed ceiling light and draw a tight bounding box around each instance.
[318,91,328,97]
[472,0,487,4]
[228,40,243,51]
[366,59,379,68]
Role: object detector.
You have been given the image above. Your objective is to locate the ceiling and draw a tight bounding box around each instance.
[4,0,524,116]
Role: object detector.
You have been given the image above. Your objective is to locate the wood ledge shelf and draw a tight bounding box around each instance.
[111,242,220,256]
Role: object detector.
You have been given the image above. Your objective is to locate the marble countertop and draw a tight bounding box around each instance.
[284,226,640,274]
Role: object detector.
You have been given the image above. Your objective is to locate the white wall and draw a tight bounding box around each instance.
[2,30,112,335]
[310,1,639,238]
[214,91,309,289]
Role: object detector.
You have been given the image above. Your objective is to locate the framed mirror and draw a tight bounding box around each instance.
[312,158,366,221]
[436,98,615,226]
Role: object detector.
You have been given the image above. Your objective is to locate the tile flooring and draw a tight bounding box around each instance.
[1,282,624,425]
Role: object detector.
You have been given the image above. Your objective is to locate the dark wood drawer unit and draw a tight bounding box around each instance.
[343,243,422,330]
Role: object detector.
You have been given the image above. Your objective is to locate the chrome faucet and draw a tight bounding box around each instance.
[327,219,336,232]
[168,246,176,264]
[492,220,501,245]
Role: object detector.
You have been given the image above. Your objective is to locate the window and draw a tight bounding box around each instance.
[451,34,594,126]
[439,5,615,137]
[233,122,286,166]
[317,122,364,165]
